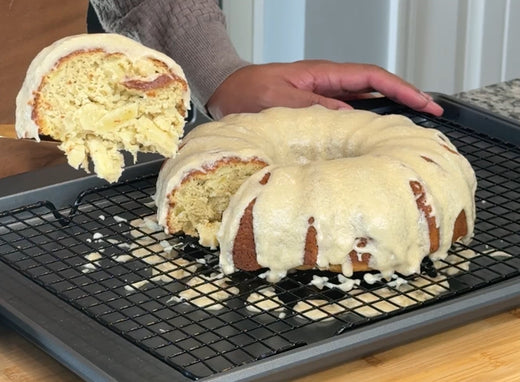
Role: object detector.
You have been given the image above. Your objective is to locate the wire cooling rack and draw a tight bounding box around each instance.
[0,99,520,380]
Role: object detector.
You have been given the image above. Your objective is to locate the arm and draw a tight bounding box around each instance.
[89,0,249,114]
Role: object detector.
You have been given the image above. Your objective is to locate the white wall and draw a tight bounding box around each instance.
[223,0,520,95]
[397,0,465,93]
[223,0,389,66]
[221,0,256,62]
[304,0,390,68]
[222,0,306,63]
[263,0,306,63]
[504,0,520,81]
[397,0,520,93]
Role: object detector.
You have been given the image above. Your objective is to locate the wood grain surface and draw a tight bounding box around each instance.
[0,323,79,382]
[1,310,519,382]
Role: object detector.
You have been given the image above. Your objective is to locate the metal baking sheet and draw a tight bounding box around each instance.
[1,94,519,381]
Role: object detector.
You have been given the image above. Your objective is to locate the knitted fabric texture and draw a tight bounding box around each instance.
[91,0,250,114]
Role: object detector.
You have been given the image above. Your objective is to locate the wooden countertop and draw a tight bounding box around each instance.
[1,124,519,381]
[1,310,519,382]
[0,124,16,139]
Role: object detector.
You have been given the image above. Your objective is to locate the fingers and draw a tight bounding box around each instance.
[208,61,444,119]
[306,62,444,116]
[358,64,444,116]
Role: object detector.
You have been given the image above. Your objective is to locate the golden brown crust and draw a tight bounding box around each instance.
[410,180,440,253]
[441,143,460,155]
[304,218,318,267]
[231,171,272,271]
[232,199,261,271]
[452,209,468,242]
[122,74,179,92]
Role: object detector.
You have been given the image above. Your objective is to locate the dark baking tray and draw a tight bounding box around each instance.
[1,94,519,381]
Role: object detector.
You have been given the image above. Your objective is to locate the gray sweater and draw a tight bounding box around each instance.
[90,0,249,114]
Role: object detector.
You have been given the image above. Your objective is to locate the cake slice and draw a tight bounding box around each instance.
[16,33,190,182]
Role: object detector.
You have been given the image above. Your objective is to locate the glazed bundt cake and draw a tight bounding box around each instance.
[16,33,190,183]
[155,105,477,282]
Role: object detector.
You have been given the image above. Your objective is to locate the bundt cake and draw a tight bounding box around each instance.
[156,105,477,282]
[16,33,190,183]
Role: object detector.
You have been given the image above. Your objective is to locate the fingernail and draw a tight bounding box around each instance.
[430,103,444,116]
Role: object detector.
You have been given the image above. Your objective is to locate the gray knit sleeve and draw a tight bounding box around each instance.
[90,0,250,114]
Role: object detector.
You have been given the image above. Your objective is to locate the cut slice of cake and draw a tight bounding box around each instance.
[16,33,190,183]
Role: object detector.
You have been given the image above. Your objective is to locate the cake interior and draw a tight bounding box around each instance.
[34,50,187,182]
[167,159,267,248]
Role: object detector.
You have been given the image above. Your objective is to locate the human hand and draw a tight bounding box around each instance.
[206,60,443,119]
